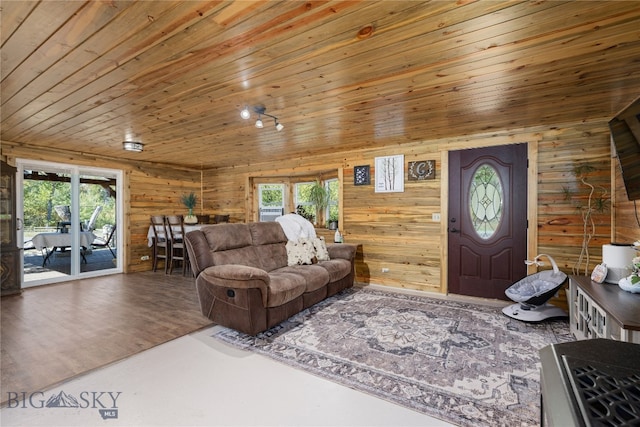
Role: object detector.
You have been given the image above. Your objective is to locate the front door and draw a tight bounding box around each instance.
[448,144,528,300]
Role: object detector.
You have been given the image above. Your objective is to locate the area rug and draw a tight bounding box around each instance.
[213,287,574,426]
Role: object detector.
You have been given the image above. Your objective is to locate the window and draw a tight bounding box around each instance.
[258,183,284,222]
[469,164,503,239]
[294,181,315,222]
[326,178,339,223]
[253,174,339,225]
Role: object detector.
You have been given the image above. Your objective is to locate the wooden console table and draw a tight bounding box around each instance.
[569,275,640,343]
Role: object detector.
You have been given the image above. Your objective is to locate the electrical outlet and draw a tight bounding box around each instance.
[381,267,390,273]
[432,213,441,222]
[141,255,150,261]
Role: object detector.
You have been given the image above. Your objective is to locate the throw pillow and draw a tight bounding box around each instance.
[312,237,330,261]
[286,239,317,266]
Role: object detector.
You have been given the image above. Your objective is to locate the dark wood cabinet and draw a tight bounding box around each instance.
[569,275,640,343]
[1,161,21,296]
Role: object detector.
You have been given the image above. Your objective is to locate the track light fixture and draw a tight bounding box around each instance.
[241,105,284,131]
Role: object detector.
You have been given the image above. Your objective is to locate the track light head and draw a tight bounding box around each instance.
[243,105,283,130]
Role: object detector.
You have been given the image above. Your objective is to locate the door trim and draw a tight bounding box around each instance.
[440,141,539,294]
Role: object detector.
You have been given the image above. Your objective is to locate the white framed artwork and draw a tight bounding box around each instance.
[375,154,404,193]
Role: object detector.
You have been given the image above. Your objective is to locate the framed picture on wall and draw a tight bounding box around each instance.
[408,160,436,181]
[354,165,370,185]
[375,155,404,193]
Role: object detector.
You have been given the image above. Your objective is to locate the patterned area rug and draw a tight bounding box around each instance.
[213,287,574,426]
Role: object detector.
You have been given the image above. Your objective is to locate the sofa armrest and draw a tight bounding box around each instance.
[185,230,214,277]
[199,264,270,306]
[327,243,357,261]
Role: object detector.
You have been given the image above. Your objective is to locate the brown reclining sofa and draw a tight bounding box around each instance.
[184,222,357,335]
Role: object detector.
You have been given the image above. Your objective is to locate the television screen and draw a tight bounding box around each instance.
[609,96,640,201]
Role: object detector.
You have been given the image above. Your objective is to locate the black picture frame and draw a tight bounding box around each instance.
[354,165,370,186]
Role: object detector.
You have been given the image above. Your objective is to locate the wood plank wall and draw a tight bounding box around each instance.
[0,143,200,273]
[537,123,613,275]
[202,118,638,295]
[3,117,639,292]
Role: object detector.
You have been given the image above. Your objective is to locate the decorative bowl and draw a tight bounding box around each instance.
[618,276,640,294]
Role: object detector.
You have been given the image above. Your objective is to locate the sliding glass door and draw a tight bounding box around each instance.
[18,159,123,287]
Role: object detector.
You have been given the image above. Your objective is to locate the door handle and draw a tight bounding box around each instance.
[448,227,459,233]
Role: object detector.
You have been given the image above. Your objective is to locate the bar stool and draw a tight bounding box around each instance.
[165,215,190,276]
[150,215,170,273]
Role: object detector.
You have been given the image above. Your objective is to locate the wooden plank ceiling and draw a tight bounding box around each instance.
[2,1,640,169]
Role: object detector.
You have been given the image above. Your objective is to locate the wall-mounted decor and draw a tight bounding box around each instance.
[375,155,404,193]
[354,165,370,186]
[408,160,436,181]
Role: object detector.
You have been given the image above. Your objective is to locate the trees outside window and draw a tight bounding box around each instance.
[258,183,285,222]
[259,183,284,208]
[326,178,339,228]
[23,175,115,231]
[295,181,316,222]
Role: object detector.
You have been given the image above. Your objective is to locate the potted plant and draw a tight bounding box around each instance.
[296,204,314,223]
[308,180,328,225]
[181,192,198,224]
[327,212,339,230]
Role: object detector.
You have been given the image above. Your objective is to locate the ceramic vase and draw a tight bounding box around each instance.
[184,209,198,225]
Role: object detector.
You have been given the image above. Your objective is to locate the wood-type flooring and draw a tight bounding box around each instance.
[0,272,212,406]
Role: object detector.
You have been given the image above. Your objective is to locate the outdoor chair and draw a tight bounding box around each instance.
[92,224,116,258]
[84,206,103,231]
[54,205,72,232]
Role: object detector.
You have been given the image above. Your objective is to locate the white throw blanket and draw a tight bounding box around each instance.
[276,213,317,241]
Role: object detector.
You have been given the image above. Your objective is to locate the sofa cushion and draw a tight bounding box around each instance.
[317,258,352,282]
[212,246,261,269]
[249,222,288,245]
[277,264,330,293]
[254,243,288,272]
[265,272,307,307]
[286,239,317,266]
[327,243,357,261]
[203,224,252,251]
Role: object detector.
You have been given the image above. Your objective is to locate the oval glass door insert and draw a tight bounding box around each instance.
[469,164,503,239]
